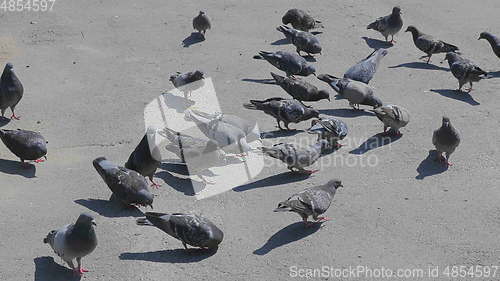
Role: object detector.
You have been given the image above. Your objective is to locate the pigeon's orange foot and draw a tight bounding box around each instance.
[34,158,45,163]
[150,181,161,189]
[10,113,20,120]
[316,216,331,222]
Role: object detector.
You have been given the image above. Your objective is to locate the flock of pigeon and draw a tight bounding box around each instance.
[0,6,498,277]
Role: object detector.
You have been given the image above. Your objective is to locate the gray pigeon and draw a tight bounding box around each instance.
[478,32,500,59]
[43,213,97,275]
[276,25,322,56]
[281,9,323,32]
[125,134,161,188]
[367,6,403,43]
[344,48,388,84]
[317,74,383,110]
[370,104,410,135]
[253,51,316,77]
[159,127,227,184]
[432,116,460,166]
[93,157,154,208]
[188,110,261,143]
[243,97,319,130]
[405,26,459,63]
[308,117,348,149]
[274,179,343,224]
[443,52,488,92]
[193,11,211,37]
[0,129,47,165]
[0,63,23,120]
[136,212,223,250]
[185,109,254,155]
[271,72,329,103]
[169,70,205,99]
[260,139,327,174]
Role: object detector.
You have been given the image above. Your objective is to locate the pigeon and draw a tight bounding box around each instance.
[43,213,97,275]
[169,70,205,98]
[136,212,223,250]
[0,63,23,120]
[185,109,254,155]
[370,104,410,136]
[405,26,459,63]
[443,52,488,92]
[260,139,327,174]
[243,97,319,130]
[308,117,348,149]
[159,127,227,184]
[125,133,161,188]
[432,116,460,166]
[317,74,383,110]
[93,157,154,208]
[0,129,47,165]
[188,110,261,143]
[281,9,323,32]
[274,179,343,224]
[478,32,500,59]
[367,6,403,43]
[253,51,316,77]
[276,25,322,56]
[271,72,330,103]
[193,11,211,37]
[344,48,388,84]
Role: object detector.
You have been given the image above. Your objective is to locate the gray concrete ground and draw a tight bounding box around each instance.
[0,0,499,280]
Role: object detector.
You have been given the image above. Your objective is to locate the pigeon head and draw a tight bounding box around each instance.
[444,52,459,62]
[478,32,492,41]
[310,43,322,55]
[318,90,331,101]
[5,63,13,70]
[192,70,205,80]
[405,26,420,37]
[442,116,451,127]
[309,108,320,118]
[392,6,402,15]
[326,179,343,190]
[75,213,97,228]
[136,189,154,208]
[199,11,205,15]
[281,11,294,25]
[316,74,342,92]
[301,64,316,76]
[377,48,389,57]
[365,95,383,108]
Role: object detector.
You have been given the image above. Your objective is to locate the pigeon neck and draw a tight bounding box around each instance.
[485,34,500,46]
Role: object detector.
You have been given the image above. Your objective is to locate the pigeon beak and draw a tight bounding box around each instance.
[327,97,331,101]
[91,220,97,226]
[149,204,154,209]
[477,36,481,40]
[312,73,317,77]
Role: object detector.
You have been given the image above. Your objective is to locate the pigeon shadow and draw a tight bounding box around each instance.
[74,197,144,218]
[0,159,36,178]
[34,256,81,281]
[0,116,10,127]
[233,171,310,192]
[389,62,449,71]
[119,248,217,263]
[155,169,196,196]
[487,71,500,78]
[361,37,393,49]
[429,89,480,106]
[260,129,304,139]
[270,38,290,45]
[162,93,195,113]
[310,31,323,35]
[182,32,205,47]
[350,133,402,154]
[319,108,374,118]
[415,150,448,180]
[241,78,276,85]
[253,222,323,255]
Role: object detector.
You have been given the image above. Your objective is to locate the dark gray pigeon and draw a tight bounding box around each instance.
[370,104,410,136]
[271,72,329,103]
[243,97,319,130]
[260,139,327,174]
[0,63,23,120]
[274,179,343,225]
[281,9,323,32]
[478,32,500,59]
[344,48,388,84]
[432,116,460,166]
[367,6,403,43]
[193,11,211,37]
[43,213,97,275]
[125,133,161,188]
[137,212,223,250]
[443,52,488,92]
[308,117,348,149]
[169,70,205,98]
[276,25,322,56]
[93,157,154,208]
[405,26,459,63]
[253,51,316,77]
[0,129,47,165]
[317,74,383,110]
